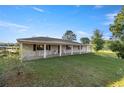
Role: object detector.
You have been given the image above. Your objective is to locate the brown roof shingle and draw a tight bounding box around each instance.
[17,37,81,45]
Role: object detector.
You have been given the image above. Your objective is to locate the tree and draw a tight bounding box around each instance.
[62,30,76,41]
[109,6,124,39]
[103,40,112,50]
[109,6,124,59]
[91,29,104,51]
[80,37,90,44]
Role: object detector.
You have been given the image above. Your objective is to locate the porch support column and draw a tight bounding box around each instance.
[80,45,81,54]
[71,45,73,55]
[59,45,62,56]
[20,43,23,62]
[44,44,46,58]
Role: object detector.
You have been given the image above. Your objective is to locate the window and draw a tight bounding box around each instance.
[33,44,36,51]
[46,45,51,50]
[33,44,51,51]
[81,46,83,49]
[78,46,80,50]
[66,45,71,50]
[37,45,44,50]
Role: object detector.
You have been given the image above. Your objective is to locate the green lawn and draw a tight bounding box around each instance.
[0,52,124,87]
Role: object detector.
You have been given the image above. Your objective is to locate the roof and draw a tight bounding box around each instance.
[17,37,81,45]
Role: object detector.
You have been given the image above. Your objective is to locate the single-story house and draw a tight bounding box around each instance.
[17,37,92,60]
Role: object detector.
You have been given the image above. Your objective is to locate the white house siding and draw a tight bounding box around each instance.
[47,45,74,56]
[87,46,92,52]
[62,45,71,55]
[22,44,44,60]
[46,45,59,57]
[81,46,87,53]
[73,46,80,54]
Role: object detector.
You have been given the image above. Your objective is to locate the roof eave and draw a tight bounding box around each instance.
[17,40,81,45]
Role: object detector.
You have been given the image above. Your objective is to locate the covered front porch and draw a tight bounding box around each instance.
[20,43,91,60]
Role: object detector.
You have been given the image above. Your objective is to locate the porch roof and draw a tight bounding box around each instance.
[17,37,82,45]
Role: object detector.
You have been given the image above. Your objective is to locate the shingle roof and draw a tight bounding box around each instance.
[17,37,81,45]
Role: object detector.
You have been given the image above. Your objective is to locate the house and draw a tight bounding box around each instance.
[17,37,92,60]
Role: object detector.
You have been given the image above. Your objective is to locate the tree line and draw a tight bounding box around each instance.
[0,43,16,46]
[62,6,124,59]
[62,29,104,51]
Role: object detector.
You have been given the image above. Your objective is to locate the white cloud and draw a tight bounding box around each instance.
[75,5,80,8]
[0,20,29,32]
[75,31,92,42]
[0,21,28,28]
[94,5,104,8]
[32,7,44,13]
[103,12,118,25]
[18,28,28,32]
[103,21,113,26]
[77,31,111,40]
[77,31,89,36]
[103,36,110,40]
[106,13,117,20]
[76,31,92,38]
[103,32,112,40]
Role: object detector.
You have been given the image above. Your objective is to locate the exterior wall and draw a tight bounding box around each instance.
[22,44,61,60]
[62,45,71,55]
[81,46,87,53]
[81,45,92,53]
[73,46,80,54]
[21,43,92,61]
[46,45,59,57]
[22,44,44,60]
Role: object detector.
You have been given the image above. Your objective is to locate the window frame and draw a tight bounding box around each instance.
[37,45,44,50]
[46,45,51,50]
[66,45,71,50]
[33,44,36,51]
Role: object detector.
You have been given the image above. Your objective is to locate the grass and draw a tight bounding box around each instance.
[96,50,117,58]
[0,51,124,86]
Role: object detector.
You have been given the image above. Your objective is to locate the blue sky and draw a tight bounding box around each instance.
[0,5,122,43]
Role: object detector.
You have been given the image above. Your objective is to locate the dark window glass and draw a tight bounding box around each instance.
[49,45,51,50]
[33,44,51,51]
[66,45,71,50]
[46,45,51,50]
[81,46,83,49]
[78,46,80,50]
[37,45,44,50]
[33,44,36,51]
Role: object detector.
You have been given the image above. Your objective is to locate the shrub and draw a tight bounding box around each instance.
[109,41,124,59]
